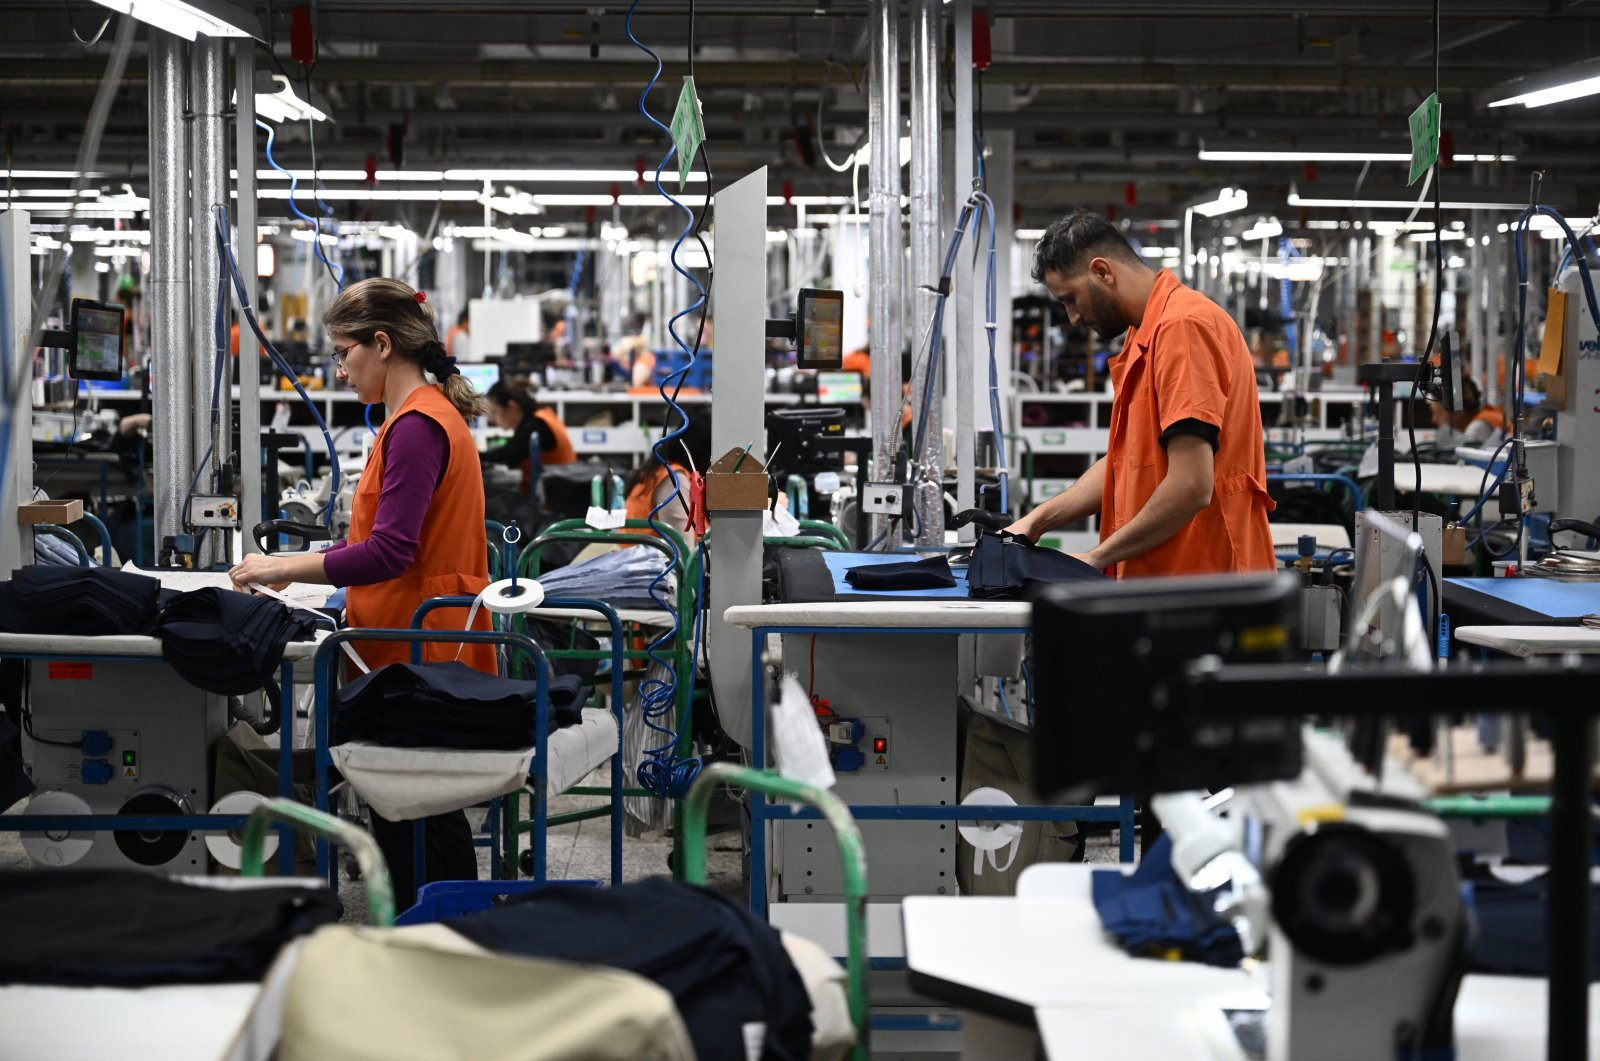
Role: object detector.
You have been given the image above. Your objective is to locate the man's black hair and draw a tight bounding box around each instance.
[1030,209,1145,284]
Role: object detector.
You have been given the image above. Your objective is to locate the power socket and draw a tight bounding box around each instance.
[861,482,910,517]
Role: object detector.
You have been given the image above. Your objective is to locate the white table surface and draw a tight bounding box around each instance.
[723,600,1030,630]
[905,862,1600,1060]
[1454,624,1600,656]
[1414,463,1498,497]
[0,628,329,661]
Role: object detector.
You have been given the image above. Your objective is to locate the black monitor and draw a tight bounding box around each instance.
[766,406,848,477]
[69,298,125,382]
[1030,571,1304,800]
[796,288,844,371]
[1436,332,1463,413]
[503,342,557,377]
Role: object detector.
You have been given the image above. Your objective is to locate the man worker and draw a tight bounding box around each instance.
[961,211,1276,894]
[1006,210,1276,577]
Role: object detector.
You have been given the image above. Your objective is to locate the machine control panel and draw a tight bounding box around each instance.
[31,729,142,786]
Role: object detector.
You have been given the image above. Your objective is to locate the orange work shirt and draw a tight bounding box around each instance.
[344,384,496,674]
[1101,269,1276,579]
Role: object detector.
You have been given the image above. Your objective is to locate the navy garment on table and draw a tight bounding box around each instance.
[0,565,164,636]
[0,869,340,986]
[333,661,589,750]
[1091,834,1244,967]
[153,587,321,696]
[1466,871,1600,978]
[447,877,813,1061]
[843,554,956,591]
[967,530,1105,599]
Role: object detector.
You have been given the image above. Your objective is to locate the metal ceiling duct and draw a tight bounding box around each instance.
[189,36,227,566]
[867,0,902,542]
[909,0,942,546]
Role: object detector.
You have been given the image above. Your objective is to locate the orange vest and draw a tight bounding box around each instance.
[623,463,690,540]
[1473,404,1507,433]
[534,407,576,465]
[345,385,496,674]
[1101,270,1276,579]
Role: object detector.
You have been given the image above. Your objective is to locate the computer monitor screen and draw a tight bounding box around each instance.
[796,288,844,370]
[816,371,862,405]
[458,362,500,395]
[1031,571,1303,799]
[1437,332,1463,413]
[70,298,125,382]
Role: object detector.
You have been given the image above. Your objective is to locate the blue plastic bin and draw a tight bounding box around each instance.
[652,348,713,391]
[394,878,601,925]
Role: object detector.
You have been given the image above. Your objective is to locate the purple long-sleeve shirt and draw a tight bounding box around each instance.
[321,412,448,587]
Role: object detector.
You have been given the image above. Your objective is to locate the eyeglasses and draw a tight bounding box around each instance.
[330,340,363,367]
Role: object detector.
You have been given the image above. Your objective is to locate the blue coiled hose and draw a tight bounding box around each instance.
[258,119,344,292]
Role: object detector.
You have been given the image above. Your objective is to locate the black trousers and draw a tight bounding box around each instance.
[368,809,478,910]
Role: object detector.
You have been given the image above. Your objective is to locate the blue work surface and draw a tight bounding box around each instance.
[822,550,971,600]
[1444,577,1600,625]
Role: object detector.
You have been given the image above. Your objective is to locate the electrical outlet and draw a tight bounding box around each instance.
[861,482,908,516]
[188,495,241,529]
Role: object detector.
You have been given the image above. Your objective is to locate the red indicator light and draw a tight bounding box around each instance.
[873,738,887,753]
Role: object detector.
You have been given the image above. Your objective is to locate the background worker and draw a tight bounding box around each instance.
[445,307,471,360]
[227,277,493,907]
[1006,209,1275,578]
[1432,376,1507,449]
[482,379,577,495]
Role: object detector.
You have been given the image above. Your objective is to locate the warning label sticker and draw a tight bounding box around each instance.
[47,662,93,681]
[122,766,137,780]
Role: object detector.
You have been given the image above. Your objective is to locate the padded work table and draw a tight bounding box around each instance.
[1444,577,1600,627]
[1455,625,1600,657]
[903,863,1600,1060]
[724,595,1136,931]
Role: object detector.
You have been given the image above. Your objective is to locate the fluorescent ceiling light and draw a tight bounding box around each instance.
[1016,228,1046,240]
[1288,190,1523,212]
[255,189,480,202]
[1199,149,1515,163]
[443,168,706,184]
[86,0,257,40]
[244,169,446,182]
[0,189,100,199]
[1408,230,1468,243]
[1193,187,1248,218]
[1240,219,1283,241]
[69,229,151,243]
[0,170,100,179]
[1486,58,1600,109]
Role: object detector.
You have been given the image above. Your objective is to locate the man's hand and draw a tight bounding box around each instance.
[118,413,151,436]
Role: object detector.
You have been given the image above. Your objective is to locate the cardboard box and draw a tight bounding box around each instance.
[704,447,769,512]
[17,499,83,526]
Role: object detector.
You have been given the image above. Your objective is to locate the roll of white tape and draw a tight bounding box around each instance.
[20,790,95,867]
[205,791,277,869]
[478,577,546,615]
[957,787,1023,878]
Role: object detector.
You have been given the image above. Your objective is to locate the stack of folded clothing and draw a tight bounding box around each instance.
[0,565,164,636]
[153,586,321,696]
[333,661,590,750]
[1091,834,1244,967]
[535,548,679,610]
[0,869,341,986]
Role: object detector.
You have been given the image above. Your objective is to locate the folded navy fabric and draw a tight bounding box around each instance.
[0,566,164,636]
[844,554,956,591]
[967,530,1105,599]
[0,869,340,986]
[1091,835,1244,967]
[333,661,589,750]
[153,587,320,696]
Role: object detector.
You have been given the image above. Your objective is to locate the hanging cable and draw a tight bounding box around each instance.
[257,118,342,293]
[625,0,706,800]
[215,207,341,529]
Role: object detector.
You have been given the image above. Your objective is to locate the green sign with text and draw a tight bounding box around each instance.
[670,76,705,191]
[1409,93,1440,186]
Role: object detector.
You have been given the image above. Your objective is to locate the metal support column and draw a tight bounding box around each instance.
[149,31,194,554]
[908,0,943,546]
[190,37,227,566]
[708,168,769,749]
[236,41,261,552]
[0,210,33,572]
[951,0,976,542]
[867,0,903,544]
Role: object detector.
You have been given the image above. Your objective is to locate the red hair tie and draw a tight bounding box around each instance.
[414,290,427,303]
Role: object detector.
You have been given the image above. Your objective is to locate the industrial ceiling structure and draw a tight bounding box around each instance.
[3,1,1600,237]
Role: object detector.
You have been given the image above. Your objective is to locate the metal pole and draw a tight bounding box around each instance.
[867,0,903,544]
[909,0,942,546]
[148,31,193,557]
[0,210,33,572]
[952,0,976,542]
[190,37,226,566]
[236,41,261,554]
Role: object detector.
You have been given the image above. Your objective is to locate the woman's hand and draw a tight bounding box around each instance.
[228,553,290,594]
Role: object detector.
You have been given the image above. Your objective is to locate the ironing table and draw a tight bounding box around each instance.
[1443,577,1600,628]
[902,863,1600,1060]
[725,550,1137,961]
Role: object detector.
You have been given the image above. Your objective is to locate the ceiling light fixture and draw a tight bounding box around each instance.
[1288,190,1523,212]
[1199,149,1515,163]
[1240,218,1283,241]
[85,0,257,40]
[250,74,328,124]
[443,168,706,184]
[1193,187,1249,218]
[254,189,480,202]
[1485,58,1600,109]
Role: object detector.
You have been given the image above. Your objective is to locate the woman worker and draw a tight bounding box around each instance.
[482,379,577,495]
[229,277,493,907]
